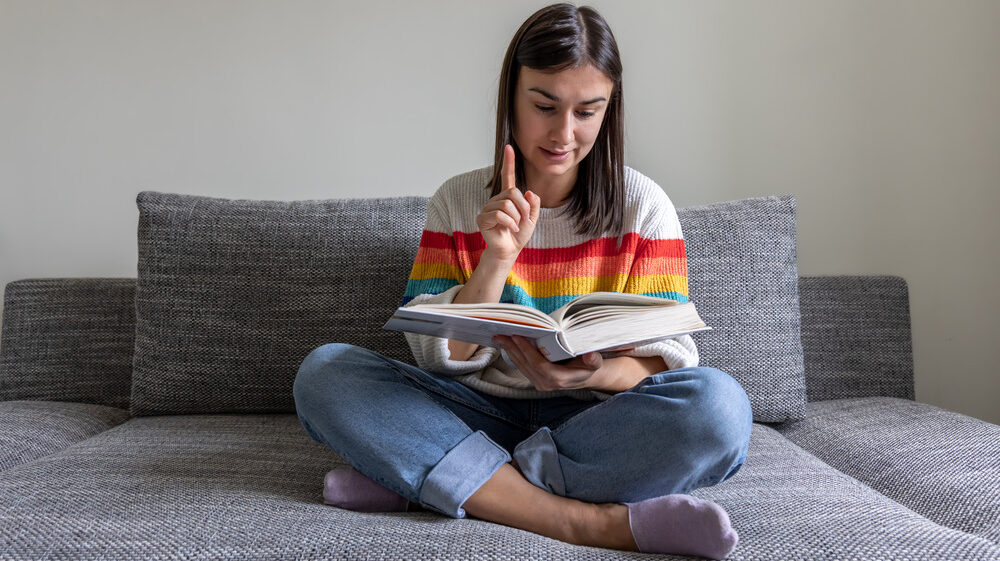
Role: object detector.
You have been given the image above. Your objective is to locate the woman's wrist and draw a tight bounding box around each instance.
[590,356,666,394]
[446,248,517,361]
[480,247,519,270]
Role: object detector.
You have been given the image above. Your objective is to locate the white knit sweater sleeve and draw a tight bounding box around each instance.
[400,192,500,377]
[619,180,700,371]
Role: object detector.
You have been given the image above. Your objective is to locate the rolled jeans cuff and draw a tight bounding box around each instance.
[418,430,512,518]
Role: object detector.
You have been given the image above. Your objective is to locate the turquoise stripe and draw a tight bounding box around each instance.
[401,278,459,305]
[498,286,575,315]
[401,283,688,311]
[642,291,689,304]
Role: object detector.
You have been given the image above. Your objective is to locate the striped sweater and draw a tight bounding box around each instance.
[401,165,699,401]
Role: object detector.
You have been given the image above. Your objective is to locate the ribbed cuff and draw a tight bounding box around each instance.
[418,430,511,518]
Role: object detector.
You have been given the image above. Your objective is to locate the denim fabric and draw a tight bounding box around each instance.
[292,343,753,519]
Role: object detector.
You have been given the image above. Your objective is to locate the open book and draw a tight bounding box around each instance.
[383,292,711,362]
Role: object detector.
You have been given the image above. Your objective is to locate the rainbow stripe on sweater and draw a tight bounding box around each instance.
[402,230,688,315]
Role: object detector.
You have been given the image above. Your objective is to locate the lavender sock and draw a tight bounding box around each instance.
[626,494,739,560]
[322,467,410,512]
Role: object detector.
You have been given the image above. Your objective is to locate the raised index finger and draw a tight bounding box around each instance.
[503,144,516,190]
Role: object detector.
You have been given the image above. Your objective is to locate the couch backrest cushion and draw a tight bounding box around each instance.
[132,191,807,420]
[680,195,806,422]
[131,192,427,416]
[0,278,135,409]
[797,275,914,402]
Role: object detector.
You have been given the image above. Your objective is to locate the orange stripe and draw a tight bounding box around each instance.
[414,246,461,268]
[629,256,688,278]
[510,255,633,282]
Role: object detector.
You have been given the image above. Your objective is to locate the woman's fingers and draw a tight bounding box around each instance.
[483,198,522,225]
[479,207,519,233]
[503,144,516,191]
[488,185,531,222]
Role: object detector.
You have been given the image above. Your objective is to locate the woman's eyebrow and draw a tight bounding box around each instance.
[528,87,606,105]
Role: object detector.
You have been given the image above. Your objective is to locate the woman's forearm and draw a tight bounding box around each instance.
[591,355,668,394]
[447,249,516,362]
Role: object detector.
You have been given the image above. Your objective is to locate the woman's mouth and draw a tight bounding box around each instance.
[540,147,571,162]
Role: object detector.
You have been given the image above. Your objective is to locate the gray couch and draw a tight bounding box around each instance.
[1,189,998,560]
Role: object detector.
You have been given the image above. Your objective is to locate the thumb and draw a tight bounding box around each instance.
[526,190,541,223]
[583,352,602,368]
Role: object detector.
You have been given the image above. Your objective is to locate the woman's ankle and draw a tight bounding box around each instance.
[567,503,637,551]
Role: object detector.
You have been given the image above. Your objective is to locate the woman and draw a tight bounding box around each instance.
[293,3,752,558]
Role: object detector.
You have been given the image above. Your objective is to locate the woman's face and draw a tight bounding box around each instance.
[512,64,614,187]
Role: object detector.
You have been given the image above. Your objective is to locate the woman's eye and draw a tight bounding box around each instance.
[535,105,596,119]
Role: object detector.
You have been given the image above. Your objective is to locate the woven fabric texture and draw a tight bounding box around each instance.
[775,396,1000,545]
[0,278,135,408]
[132,191,427,416]
[797,275,915,402]
[0,414,997,560]
[679,195,806,422]
[132,191,807,420]
[0,400,130,470]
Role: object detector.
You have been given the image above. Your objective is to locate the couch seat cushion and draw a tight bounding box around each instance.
[0,400,130,470]
[0,415,997,560]
[774,397,1000,544]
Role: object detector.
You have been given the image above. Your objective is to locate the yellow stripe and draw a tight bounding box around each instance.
[505,273,688,299]
[409,262,470,281]
[409,263,688,299]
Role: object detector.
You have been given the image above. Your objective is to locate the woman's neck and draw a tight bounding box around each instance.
[524,165,578,208]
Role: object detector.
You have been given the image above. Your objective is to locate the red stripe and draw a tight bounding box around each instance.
[418,230,455,250]
[420,230,686,263]
[643,238,686,259]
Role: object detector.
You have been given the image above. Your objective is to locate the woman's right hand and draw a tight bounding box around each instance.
[477,144,541,263]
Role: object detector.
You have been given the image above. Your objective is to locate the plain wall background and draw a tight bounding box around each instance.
[1,0,997,424]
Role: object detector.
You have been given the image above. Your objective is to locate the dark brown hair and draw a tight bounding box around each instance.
[487,2,625,239]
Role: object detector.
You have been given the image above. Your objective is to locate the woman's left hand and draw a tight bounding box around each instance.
[492,334,607,391]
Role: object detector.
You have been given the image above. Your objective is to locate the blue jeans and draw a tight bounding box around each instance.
[293,343,752,519]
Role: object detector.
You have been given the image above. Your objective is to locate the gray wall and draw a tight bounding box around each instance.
[1,1,998,424]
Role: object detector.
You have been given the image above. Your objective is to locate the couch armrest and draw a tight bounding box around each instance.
[0,278,135,409]
[798,275,914,402]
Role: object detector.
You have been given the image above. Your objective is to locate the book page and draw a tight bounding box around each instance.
[549,291,680,326]
[382,309,575,360]
[563,303,707,355]
[405,301,558,330]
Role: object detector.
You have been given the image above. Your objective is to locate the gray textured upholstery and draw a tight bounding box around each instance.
[797,275,915,401]
[4,189,996,560]
[132,191,427,416]
[1,275,911,418]
[775,396,1000,544]
[132,191,805,421]
[680,195,805,422]
[0,278,135,409]
[0,414,997,560]
[0,400,130,470]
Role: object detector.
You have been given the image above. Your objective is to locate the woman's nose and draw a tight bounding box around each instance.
[551,111,574,145]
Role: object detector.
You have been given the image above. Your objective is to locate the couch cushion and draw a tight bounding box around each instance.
[132,191,807,420]
[774,397,1000,545]
[0,400,130,470]
[0,415,997,560]
[132,192,428,416]
[797,276,915,401]
[1,278,136,409]
[679,195,806,422]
